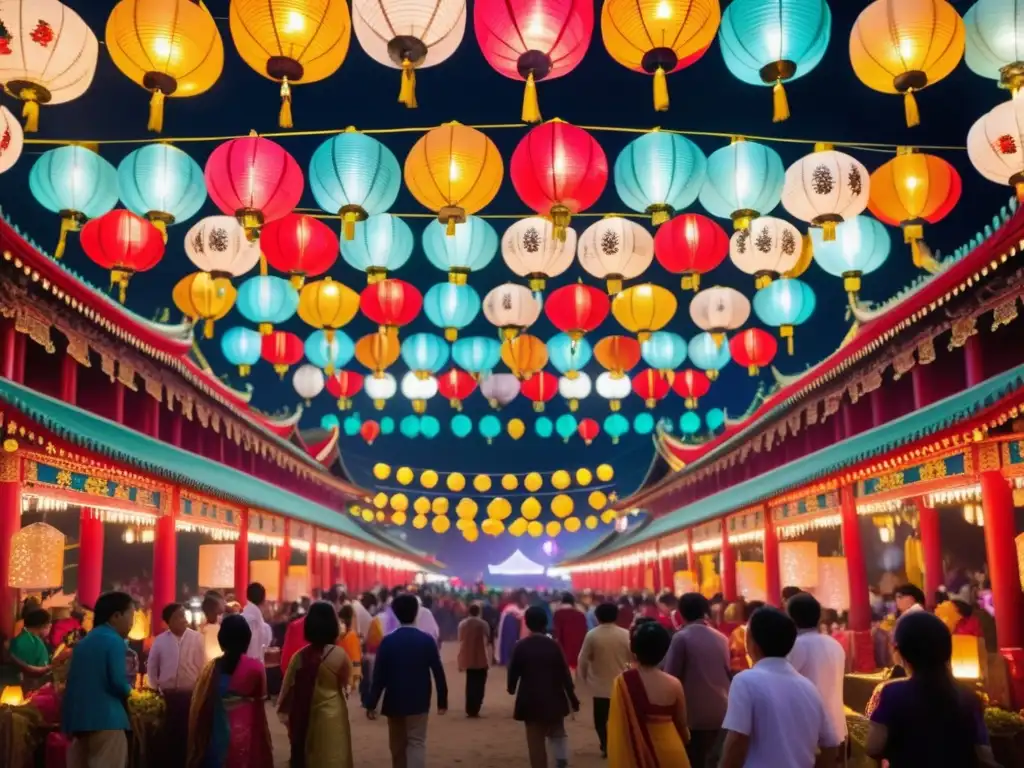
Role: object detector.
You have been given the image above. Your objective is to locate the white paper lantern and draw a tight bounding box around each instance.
[293,363,325,404]
[577,216,654,294]
[401,371,438,413]
[479,373,520,408]
[482,282,542,338]
[184,216,262,276]
[779,541,819,588]
[558,372,592,411]
[364,371,397,409]
[284,565,310,602]
[673,570,698,595]
[782,146,870,240]
[250,560,281,602]
[736,561,767,602]
[729,216,803,289]
[8,522,64,590]
[968,98,1024,201]
[501,217,576,291]
[689,286,751,343]
[815,556,849,612]
[0,106,24,174]
[596,371,631,411]
[198,544,235,589]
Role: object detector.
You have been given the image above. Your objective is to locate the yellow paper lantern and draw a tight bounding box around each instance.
[611,283,678,342]
[373,462,391,480]
[375,510,386,522]
[390,493,409,512]
[501,474,519,491]
[361,509,375,522]
[456,518,473,531]
[447,472,466,492]
[521,497,542,520]
[463,524,479,542]
[349,505,361,516]
[473,474,492,493]
[373,492,388,509]
[106,0,224,132]
[128,609,149,641]
[432,515,451,534]
[507,418,526,440]
[198,544,235,589]
[527,521,544,538]
[951,634,982,681]
[588,491,608,510]
[456,498,479,520]
[250,560,281,601]
[551,494,574,519]
[779,541,819,588]
[524,472,543,492]
[356,328,401,377]
[551,470,571,490]
[564,517,581,533]
[396,466,414,485]
[431,497,450,515]
[0,685,24,706]
[173,273,237,340]
[8,523,64,589]
[509,518,528,537]
[736,561,767,602]
[501,335,548,380]
[546,521,562,537]
[481,518,504,537]
[487,498,512,521]
[413,496,431,515]
[413,514,428,529]
[601,509,618,523]
[585,515,599,530]
[421,469,439,489]
[575,468,593,486]
[596,463,614,482]
[298,278,360,351]
[285,565,310,602]
[816,556,850,612]
[391,511,407,526]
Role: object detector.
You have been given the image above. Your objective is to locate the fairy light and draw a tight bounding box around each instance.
[176,520,241,542]
[692,537,721,553]
[927,485,982,506]
[248,532,285,547]
[661,543,689,558]
[857,499,910,516]
[315,541,330,553]
[289,538,312,552]
[728,530,765,545]
[21,496,70,513]
[777,513,842,540]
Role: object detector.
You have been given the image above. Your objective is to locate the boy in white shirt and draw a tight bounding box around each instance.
[787,593,848,750]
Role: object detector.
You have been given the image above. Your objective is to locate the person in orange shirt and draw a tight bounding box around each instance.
[337,604,362,694]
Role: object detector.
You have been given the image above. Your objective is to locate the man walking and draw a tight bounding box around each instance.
[577,602,631,757]
[147,603,205,767]
[457,603,491,717]
[241,582,272,661]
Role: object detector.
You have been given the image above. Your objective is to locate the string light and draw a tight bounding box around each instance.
[248,532,285,547]
[176,521,241,541]
[927,485,982,506]
[728,530,764,545]
[856,499,911,516]
[692,537,721,553]
[777,513,842,540]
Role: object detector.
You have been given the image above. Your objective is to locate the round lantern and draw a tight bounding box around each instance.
[730,328,778,376]
[364,371,398,409]
[483,283,542,339]
[594,335,642,378]
[780,541,819,587]
[0,106,23,175]
[402,333,450,378]
[502,216,577,290]
[964,0,1024,92]
[423,214,499,282]
[221,326,262,376]
[699,138,785,230]
[236,275,299,334]
[204,134,304,237]
[173,272,237,338]
[293,363,325,404]
[261,330,304,377]
[642,331,687,374]
[511,120,608,239]
[559,372,592,411]
[680,411,702,435]
[601,0,719,111]
[229,0,351,127]
[544,283,610,341]
[401,371,439,413]
[0,0,98,132]
[782,144,870,241]
[501,334,549,380]
[672,368,710,408]
[653,212,729,292]
[355,329,401,376]
[340,214,413,284]
[596,372,632,412]
[480,373,520,408]
[577,217,655,294]
[298,278,360,342]
[690,286,751,344]
[615,132,707,225]
[868,149,961,271]
[304,329,355,375]
[360,279,423,335]
[535,417,554,438]
[547,333,593,379]
[479,414,502,443]
[360,420,381,445]
[688,331,732,380]
[424,283,480,342]
[118,144,207,238]
[326,369,364,410]
[753,278,817,354]
[729,216,803,289]
[262,214,339,288]
[106,0,223,132]
[8,522,64,589]
[521,370,558,411]
[632,369,671,409]
[611,283,677,342]
[404,122,504,234]
[452,336,502,377]
[437,368,476,410]
[850,0,965,128]
[719,0,832,122]
[79,210,164,303]
[968,98,1024,202]
[29,146,118,259]
[603,413,629,442]
[555,416,577,443]
[185,216,262,277]
[810,215,891,294]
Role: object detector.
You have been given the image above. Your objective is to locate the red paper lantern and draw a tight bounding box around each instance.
[360,420,381,445]
[510,120,608,238]
[359,278,423,334]
[631,368,671,408]
[544,283,610,340]
[672,368,711,409]
[577,417,599,445]
[437,368,477,410]
[260,213,339,289]
[520,370,558,412]
[261,330,304,378]
[653,213,729,292]
[325,369,364,410]
[730,328,778,376]
[79,210,164,303]
[204,134,304,236]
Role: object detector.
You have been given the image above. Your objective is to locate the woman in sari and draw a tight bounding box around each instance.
[277,601,353,768]
[186,614,274,768]
[337,604,362,693]
[608,622,691,767]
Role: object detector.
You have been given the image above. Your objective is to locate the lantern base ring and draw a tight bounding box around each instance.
[266,56,304,82]
[142,71,178,96]
[893,70,928,93]
[759,60,796,85]
[5,80,52,104]
[641,47,678,75]
[439,206,466,236]
[517,50,553,81]
[1000,63,1024,94]
[388,36,428,67]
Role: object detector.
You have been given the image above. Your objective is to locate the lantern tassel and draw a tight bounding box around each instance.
[279,78,293,130]
[239,365,250,377]
[1015,181,1024,203]
[904,90,920,128]
[147,89,165,133]
[822,220,836,242]
[772,80,790,123]
[342,211,357,241]
[399,58,417,109]
[446,217,456,236]
[19,89,39,133]
[54,214,79,260]
[522,72,541,124]
[653,66,669,112]
[110,270,130,304]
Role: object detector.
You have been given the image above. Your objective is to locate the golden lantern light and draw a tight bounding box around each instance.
[431,496,449,515]
[413,514,429,529]
[456,498,478,521]
[473,474,492,493]
[528,521,544,538]
[298,277,360,342]
[551,494,574,519]
[481,518,504,537]
[487,498,512,521]
[564,517,581,533]
[198,544,235,589]
[596,463,614,482]
[951,635,982,681]
[611,283,678,342]
[546,520,562,537]
[447,472,466,492]
[508,518,529,537]
[524,472,543,492]
[432,515,451,534]
[501,334,549,381]
[0,685,25,706]
[355,328,401,377]
[8,522,64,590]
[106,0,224,132]
[396,466,415,486]
[413,496,430,515]
[551,470,571,490]
[521,497,542,520]
[173,272,237,339]
[585,515,599,530]
[127,609,149,641]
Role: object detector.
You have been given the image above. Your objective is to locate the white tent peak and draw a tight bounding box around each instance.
[488,549,545,576]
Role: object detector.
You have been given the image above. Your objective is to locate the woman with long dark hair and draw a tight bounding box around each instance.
[867,611,998,767]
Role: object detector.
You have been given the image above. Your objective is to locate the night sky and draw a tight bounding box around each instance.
[1,0,1007,582]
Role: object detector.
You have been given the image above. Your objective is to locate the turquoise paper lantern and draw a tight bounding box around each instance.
[753,278,816,355]
[546,334,593,378]
[478,414,502,443]
[641,332,687,373]
[343,413,362,436]
[422,214,499,282]
[964,1,1024,87]
[706,408,726,432]
[810,215,890,294]
[688,332,732,381]
[220,326,262,376]
[401,333,450,375]
[400,415,421,439]
[451,413,473,438]
[236,275,299,333]
[698,140,784,229]
[633,412,655,435]
[305,330,355,374]
[555,414,578,443]
[419,415,441,439]
[117,144,206,234]
[452,336,502,376]
[380,416,396,435]
[424,283,481,342]
[340,213,414,282]
[680,412,702,435]
[535,416,554,438]
[614,132,707,224]
[603,413,630,444]
[321,414,341,431]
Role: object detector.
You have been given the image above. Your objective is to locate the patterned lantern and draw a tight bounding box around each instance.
[401,371,439,414]
[360,420,381,445]
[8,522,64,589]
[262,214,339,289]
[405,122,504,234]
[184,216,262,277]
[423,283,480,343]
[601,0,719,111]
[559,372,592,411]
[544,283,610,340]
[29,146,118,259]
[672,368,710,408]
[729,216,803,289]
[293,363,325,404]
[502,216,577,290]
[577,217,655,294]
[340,214,413,284]
[615,132,707,225]
[811,215,890,294]
[261,330,304,377]
[173,272,237,338]
[690,286,751,344]
[719,0,832,122]
[118,144,207,238]
[480,373,520,408]
[298,277,360,342]
[204,134,304,237]
[359,279,423,335]
[0,0,98,132]
[964,0,1024,92]
[868,148,961,271]
[632,368,671,409]
[483,283,542,339]
[611,284,677,342]
[653,212,730,292]
[779,541,819,587]
[521,370,558,411]
[221,326,263,376]
[422,214,499,283]
[325,369,363,410]
[474,0,593,123]
[594,335,642,378]
[0,106,23,174]
[688,331,732,380]
[304,329,355,375]
[106,0,223,132]
[364,372,398,409]
[452,336,502,378]
[229,0,351,127]
[511,120,608,239]
[641,331,687,374]
[437,368,477,410]
[501,334,548,380]
[782,144,870,240]
[753,278,817,354]
[729,328,778,375]
[597,372,632,411]
[699,138,785,230]
[577,417,599,445]
[547,333,593,379]
[236,275,299,334]
[80,210,164,303]
[402,333,450,378]
[968,98,1024,202]
[850,0,965,128]
[355,328,401,376]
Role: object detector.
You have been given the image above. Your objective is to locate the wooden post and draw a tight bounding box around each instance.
[60,353,78,403]
[763,508,781,607]
[152,489,178,635]
[964,334,985,387]
[917,498,943,607]
[235,509,249,603]
[721,521,737,602]
[981,472,1023,649]
[77,508,104,610]
[0,451,21,637]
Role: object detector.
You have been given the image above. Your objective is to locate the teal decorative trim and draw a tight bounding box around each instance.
[859,453,965,497]
[1006,441,1024,466]
[180,497,240,529]
[26,459,164,513]
[772,491,839,523]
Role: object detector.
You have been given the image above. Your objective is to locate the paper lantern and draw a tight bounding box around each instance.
[360,420,382,445]
[421,415,441,439]
[360,278,423,335]
[680,411,701,434]
[594,335,642,378]
[355,328,401,376]
[555,415,578,443]
[453,336,502,377]
[339,213,413,284]
[298,278,360,343]
[729,216,803,289]
[405,122,504,234]
[521,370,559,411]
[373,463,391,480]
[401,333,450,378]
[184,216,261,277]
[364,373,397,409]
[559,372,592,411]
[8,522,64,589]
[421,470,440,489]
[118,144,207,237]
[400,372,438,413]
[478,415,502,443]
[601,0,719,111]
[964,0,1024,91]
[641,331,687,375]
[237,276,300,335]
[486,498,513,521]
[437,368,477,410]
[782,145,869,240]
[632,368,671,409]
[615,132,706,225]
[611,283,677,342]
[527,521,544,538]
[689,286,751,344]
[450,413,472,437]
[0,685,24,706]
[535,417,554,438]
[412,514,429,529]
[544,284,610,340]
[250,560,281,602]
[736,561,767,602]
[519,497,541,521]
[730,328,778,376]
[305,329,355,375]
[80,210,164,302]
[507,419,526,441]
[173,272,237,339]
[810,214,891,294]
[423,214,499,282]
[501,334,548,380]
[262,214,339,289]
[699,138,785,230]
[0,0,98,132]
[968,98,1024,202]
[577,217,655,294]
[753,278,817,354]
[261,330,304,378]
[221,326,262,376]
[546,521,563,537]
[292,363,325,403]
[633,412,654,434]
[423,283,480,343]
[672,369,711,409]
[480,373,520,408]
[524,472,543,493]
[483,283,542,339]
[584,515,599,530]
[687,332,731,381]
[549,494,573,519]
[547,333,592,379]
[229,0,351,127]
[779,541,818,588]
[198,544,235,589]
[596,372,632,412]
[653,212,728,292]
[501,216,577,290]
[850,0,964,127]
[0,106,23,175]
[815,556,850,612]
[577,418,599,445]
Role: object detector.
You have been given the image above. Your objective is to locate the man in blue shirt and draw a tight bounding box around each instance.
[62,591,136,768]
[368,592,448,768]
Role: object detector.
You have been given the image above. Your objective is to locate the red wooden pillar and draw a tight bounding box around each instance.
[917,499,943,607]
[981,471,1024,649]
[60,353,78,403]
[112,382,125,424]
[279,521,292,600]
[1,319,16,380]
[659,548,673,594]
[144,397,161,439]
[686,529,697,591]
[78,508,104,609]
[308,531,318,591]
[170,411,183,448]
[840,483,874,672]
[869,388,886,428]
[763,509,781,607]
[964,334,984,387]
[11,333,25,383]
[235,509,249,603]
[152,490,178,635]
[721,523,737,602]
[911,365,934,410]
[0,451,21,637]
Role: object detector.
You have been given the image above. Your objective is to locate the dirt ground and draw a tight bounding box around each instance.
[269,641,607,767]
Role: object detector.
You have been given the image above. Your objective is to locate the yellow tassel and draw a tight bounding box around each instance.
[444,327,457,342]
[772,80,790,123]
[288,273,305,290]
[19,90,39,133]
[147,89,165,133]
[279,77,293,129]
[342,210,357,240]
[1016,181,1024,203]
[54,214,79,260]
[398,59,417,109]
[446,217,456,236]
[521,72,542,123]
[748,364,758,376]
[653,66,669,112]
[822,220,836,242]
[149,216,168,242]
[203,319,215,339]
[606,277,623,295]
[904,90,920,128]
[239,365,251,377]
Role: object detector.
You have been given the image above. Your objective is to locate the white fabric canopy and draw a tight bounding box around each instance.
[488,549,545,576]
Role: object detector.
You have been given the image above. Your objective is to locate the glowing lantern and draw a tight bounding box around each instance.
[453,336,502,378]
[298,278,360,342]
[118,144,207,238]
[642,332,687,375]
[29,146,118,259]
[868,149,961,271]
[0,0,98,132]
[340,214,413,284]
[511,120,607,239]
[615,132,707,225]
[729,216,803,289]
[699,138,785,230]
[326,369,363,410]
[8,522,64,589]
[850,0,965,128]
[577,217,655,294]
[501,334,549,380]
[402,333,450,379]
[680,411,701,435]
[0,107,23,175]
[597,373,632,412]
[480,373,521,408]
[478,414,502,443]
[423,214,499,283]
[594,335,642,378]
[0,686,24,706]
[544,284,610,341]
[968,99,1024,202]
[501,216,577,290]
[753,278,816,354]
[221,326,262,376]
[719,0,831,123]
[424,283,481,342]
[204,134,304,237]
[547,334,593,379]
[690,286,751,344]
[528,521,544,538]
[262,214,339,289]
[229,0,351,127]
[964,0,1024,92]
[652,212,728,292]
[603,412,630,443]
[293,363,325,404]
[364,372,398,409]
[360,279,423,335]
[555,416,577,443]
[261,330,304,377]
[601,0,719,111]
[237,276,299,334]
[535,417,554,438]
[688,332,732,381]
[672,368,711,408]
[405,122,504,234]
[304,329,355,375]
[810,215,890,294]
[730,328,778,375]
[781,145,869,244]
[185,216,261,277]
[437,368,477,410]
[559,372,592,411]
[521,370,558,411]
[173,272,237,338]
[611,284,677,342]
[401,372,439,414]
[355,329,401,376]
[483,283,542,339]
[360,420,381,445]
[80,210,164,303]
[632,369,671,409]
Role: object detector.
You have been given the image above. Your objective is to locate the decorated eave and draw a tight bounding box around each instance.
[296,426,343,469]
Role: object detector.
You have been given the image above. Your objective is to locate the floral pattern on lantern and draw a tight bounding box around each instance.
[611,283,677,342]
[0,106,24,175]
[699,138,785,230]
[502,217,577,291]
[729,216,803,289]
[653,213,729,292]
[80,210,165,302]
[782,144,870,240]
[118,144,207,237]
[262,213,339,288]
[185,216,261,277]
[968,98,1024,202]
[577,216,655,294]
[483,283,542,339]
[422,214,499,283]
[615,132,707,225]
